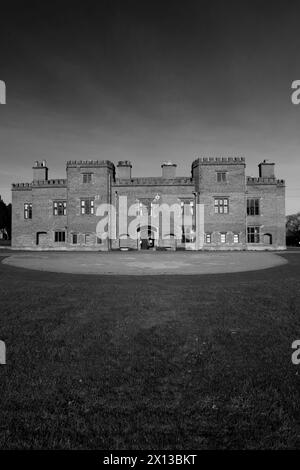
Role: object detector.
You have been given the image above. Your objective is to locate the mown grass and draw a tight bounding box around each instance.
[0,253,300,449]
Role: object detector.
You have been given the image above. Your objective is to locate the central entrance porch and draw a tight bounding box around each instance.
[137,225,157,250]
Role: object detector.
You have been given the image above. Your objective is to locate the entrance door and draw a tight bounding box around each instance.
[36,231,48,246]
[140,238,149,250]
[138,226,156,250]
[263,233,272,245]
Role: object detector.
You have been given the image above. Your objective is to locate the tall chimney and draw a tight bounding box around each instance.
[258,159,275,178]
[33,160,48,181]
[161,162,177,178]
[116,161,132,179]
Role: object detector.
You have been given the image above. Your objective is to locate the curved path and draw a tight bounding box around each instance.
[2,251,287,275]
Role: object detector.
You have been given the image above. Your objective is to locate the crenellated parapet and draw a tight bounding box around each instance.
[246,177,285,186]
[12,182,32,191]
[192,156,245,169]
[32,179,67,187]
[12,179,68,190]
[114,176,193,186]
[66,160,115,170]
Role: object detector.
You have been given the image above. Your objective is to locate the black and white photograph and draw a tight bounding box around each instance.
[0,0,300,460]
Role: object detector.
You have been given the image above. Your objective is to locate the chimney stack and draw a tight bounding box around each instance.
[116,161,132,179]
[33,160,48,182]
[161,162,177,179]
[258,159,275,178]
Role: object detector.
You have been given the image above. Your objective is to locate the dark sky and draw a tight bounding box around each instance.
[1,0,300,213]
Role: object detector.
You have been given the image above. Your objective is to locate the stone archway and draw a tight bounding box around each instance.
[36,231,48,246]
[263,233,272,245]
[137,225,158,250]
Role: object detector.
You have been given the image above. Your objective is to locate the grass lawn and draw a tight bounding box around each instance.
[0,252,300,450]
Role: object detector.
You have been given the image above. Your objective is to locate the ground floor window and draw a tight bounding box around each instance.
[54,231,65,242]
[85,233,92,244]
[233,233,239,243]
[72,233,78,244]
[220,233,226,243]
[247,226,260,243]
[97,236,102,244]
[205,233,211,243]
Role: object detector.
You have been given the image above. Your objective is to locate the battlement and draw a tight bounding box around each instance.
[192,157,245,168]
[66,160,115,170]
[12,179,68,190]
[12,183,32,190]
[114,176,193,186]
[32,179,67,187]
[246,177,285,185]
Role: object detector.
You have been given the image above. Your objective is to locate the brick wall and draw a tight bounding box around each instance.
[246,179,286,249]
[12,186,33,249]
[193,158,247,250]
[66,160,114,251]
[11,158,286,251]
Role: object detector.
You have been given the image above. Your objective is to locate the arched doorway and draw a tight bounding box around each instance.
[36,231,48,246]
[263,233,272,245]
[137,225,157,250]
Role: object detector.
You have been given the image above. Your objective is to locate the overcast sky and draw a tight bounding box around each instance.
[0,0,300,213]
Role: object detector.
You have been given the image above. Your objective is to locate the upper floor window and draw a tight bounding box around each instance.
[247,198,260,216]
[81,198,94,215]
[24,203,32,219]
[82,173,93,184]
[217,172,227,183]
[53,201,67,216]
[247,226,260,243]
[214,197,229,214]
[54,231,65,242]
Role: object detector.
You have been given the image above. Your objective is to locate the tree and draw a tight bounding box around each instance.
[286,213,300,246]
[0,199,11,240]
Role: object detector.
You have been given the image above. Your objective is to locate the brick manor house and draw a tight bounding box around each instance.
[11,157,286,251]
